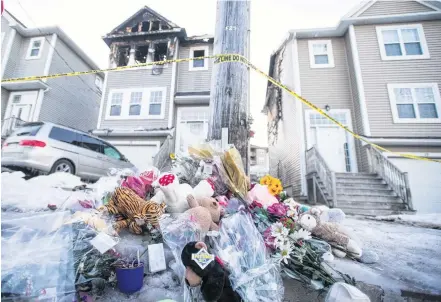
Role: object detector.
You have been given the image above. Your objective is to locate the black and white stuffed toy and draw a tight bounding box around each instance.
[181,241,241,302]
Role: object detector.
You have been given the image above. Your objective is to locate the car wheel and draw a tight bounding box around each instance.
[51,159,74,174]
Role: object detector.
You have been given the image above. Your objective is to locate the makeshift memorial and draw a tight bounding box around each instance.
[152,173,195,213]
[211,211,284,302]
[99,187,167,235]
[298,208,362,259]
[259,175,283,196]
[181,241,242,302]
[64,210,117,236]
[246,183,278,209]
[220,147,250,198]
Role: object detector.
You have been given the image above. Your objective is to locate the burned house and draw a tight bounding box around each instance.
[93,6,214,171]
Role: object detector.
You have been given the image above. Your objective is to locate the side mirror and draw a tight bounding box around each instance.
[121,155,128,162]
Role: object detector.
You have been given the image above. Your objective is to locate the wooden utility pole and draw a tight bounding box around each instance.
[208,0,251,173]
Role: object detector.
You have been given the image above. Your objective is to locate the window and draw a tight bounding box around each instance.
[189,46,209,71]
[80,135,103,153]
[26,37,45,59]
[387,83,441,123]
[95,76,103,91]
[308,40,334,68]
[110,92,123,116]
[49,127,80,145]
[11,122,43,137]
[148,90,164,117]
[12,95,21,104]
[103,143,122,160]
[129,92,142,116]
[376,24,429,60]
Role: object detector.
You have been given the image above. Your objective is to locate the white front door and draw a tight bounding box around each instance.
[3,91,39,134]
[316,127,347,172]
[175,107,209,154]
[306,110,357,173]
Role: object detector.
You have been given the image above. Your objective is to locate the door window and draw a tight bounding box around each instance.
[80,135,103,153]
[103,143,122,160]
[49,127,80,145]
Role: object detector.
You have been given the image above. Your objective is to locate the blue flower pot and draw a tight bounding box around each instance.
[115,263,144,294]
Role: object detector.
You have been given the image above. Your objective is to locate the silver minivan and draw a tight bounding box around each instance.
[2,122,135,180]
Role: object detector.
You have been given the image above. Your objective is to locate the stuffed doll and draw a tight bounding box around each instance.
[152,173,214,213]
[181,241,242,302]
[99,187,166,235]
[298,208,362,259]
[185,195,222,232]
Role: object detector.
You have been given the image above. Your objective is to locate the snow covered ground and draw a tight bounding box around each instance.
[331,217,441,300]
[368,214,441,229]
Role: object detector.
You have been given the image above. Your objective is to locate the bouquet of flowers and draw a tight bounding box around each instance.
[250,199,355,289]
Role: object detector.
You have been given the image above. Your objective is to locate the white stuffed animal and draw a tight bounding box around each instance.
[151,173,214,213]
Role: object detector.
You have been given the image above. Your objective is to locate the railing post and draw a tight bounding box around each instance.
[312,174,317,205]
[403,172,413,211]
[331,171,337,208]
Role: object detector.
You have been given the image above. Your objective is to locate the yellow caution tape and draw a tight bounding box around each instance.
[2,54,440,164]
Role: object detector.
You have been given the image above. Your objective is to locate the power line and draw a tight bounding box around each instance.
[16,0,102,99]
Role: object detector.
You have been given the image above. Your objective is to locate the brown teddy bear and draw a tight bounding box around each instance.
[298,208,362,259]
[184,194,223,233]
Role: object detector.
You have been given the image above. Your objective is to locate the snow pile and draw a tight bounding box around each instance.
[370,214,441,229]
[1,172,89,212]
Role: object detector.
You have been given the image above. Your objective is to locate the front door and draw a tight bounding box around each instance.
[306,110,357,173]
[175,107,209,154]
[3,91,38,134]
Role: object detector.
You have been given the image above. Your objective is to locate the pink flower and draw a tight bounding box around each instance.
[267,203,288,217]
[250,200,263,209]
[263,227,277,250]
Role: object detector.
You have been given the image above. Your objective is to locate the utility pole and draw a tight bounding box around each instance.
[208,0,251,173]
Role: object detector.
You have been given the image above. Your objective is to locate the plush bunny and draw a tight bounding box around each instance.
[152,173,215,213]
[185,195,222,232]
[299,208,362,259]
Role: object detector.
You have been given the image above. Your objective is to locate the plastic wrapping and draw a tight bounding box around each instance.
[211,211,284,302]
[219,147,250,198]
[1,211,76,300]
[159,214,203,302]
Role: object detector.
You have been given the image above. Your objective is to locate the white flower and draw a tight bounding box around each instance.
[277,242,293,264]
[270,222,289,240]
[289,228,312,241]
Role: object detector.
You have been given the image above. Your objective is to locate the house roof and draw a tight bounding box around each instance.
[289,0,441,39]
[108,6,180,34]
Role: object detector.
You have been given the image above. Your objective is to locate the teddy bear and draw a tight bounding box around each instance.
[181,241,242,302]
[184,194,223,233]
[298,208,362,259]
[151,173,215,213]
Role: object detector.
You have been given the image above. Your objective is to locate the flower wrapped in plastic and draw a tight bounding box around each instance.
[210,211,284,302]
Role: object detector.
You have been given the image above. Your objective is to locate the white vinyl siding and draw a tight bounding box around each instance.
[26,37,45,60]
[376,24,430,60]
[387,83,441,123]
[308,40,335,68]
[105,87,167,120]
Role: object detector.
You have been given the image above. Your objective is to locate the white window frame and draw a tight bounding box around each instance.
[105,87,167,120]
[376,24,430,61]
[26,37,45,60]
[147,87,167,119]
[387,83,441,124]
[308,40,335,68]
[95,76,103,91]
[175,106,209,154]
[189,46,209,71]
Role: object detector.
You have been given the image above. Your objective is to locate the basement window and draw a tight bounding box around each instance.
[154,43,168,62]
[117,46,130,67]
[135,45,149,64]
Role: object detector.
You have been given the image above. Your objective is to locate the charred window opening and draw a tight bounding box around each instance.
[131,24,139,33]
[135,45,149,64]
[117,46,130,67]
[154,43,167,62]
[141,21,150,32]
[151,21,160,31]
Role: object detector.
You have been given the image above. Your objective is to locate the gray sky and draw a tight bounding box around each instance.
[5,0,361,146]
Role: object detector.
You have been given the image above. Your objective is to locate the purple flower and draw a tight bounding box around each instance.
[263,227,276,250]
[267,202,288,217]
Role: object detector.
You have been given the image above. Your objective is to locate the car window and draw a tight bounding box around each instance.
[49,127,80,145]
[103,143,122,160]
[80,135,103,153]
[11,123,43,137]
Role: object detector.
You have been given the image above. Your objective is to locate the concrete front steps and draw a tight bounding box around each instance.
[335,173,407,216]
